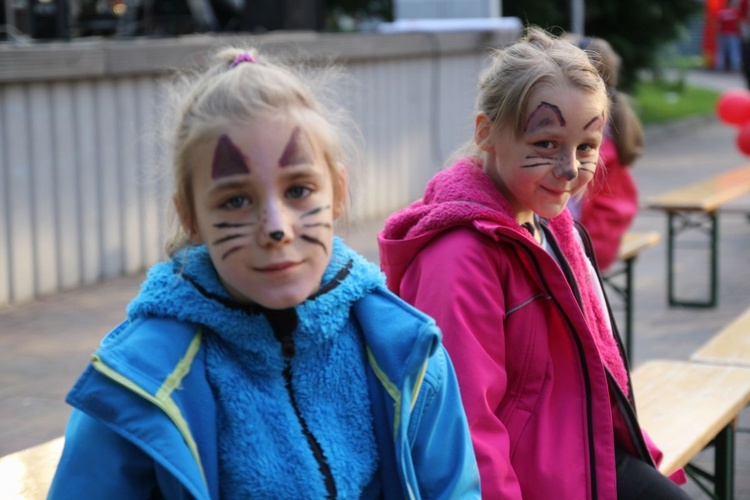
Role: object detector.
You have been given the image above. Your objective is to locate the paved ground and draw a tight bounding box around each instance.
[1,69,749,498]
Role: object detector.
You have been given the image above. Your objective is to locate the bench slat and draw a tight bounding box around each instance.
[647,165,750,212]
[0,437,64,500]
[632,360,750,475]
[692,306,750,368]
[617,231,661,262]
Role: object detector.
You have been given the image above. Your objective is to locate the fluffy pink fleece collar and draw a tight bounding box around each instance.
[383,157,629,394]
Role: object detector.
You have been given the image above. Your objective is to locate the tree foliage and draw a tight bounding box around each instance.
[502,0,702,88]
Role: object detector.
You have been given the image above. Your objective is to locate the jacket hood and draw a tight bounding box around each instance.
[378,157,630,395]
[126,237,385,358]
[378,157,537,294]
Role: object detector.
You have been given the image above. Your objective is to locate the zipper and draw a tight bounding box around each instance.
[264,308,337,499]
[505,230,599,500]
[571,223,653,464]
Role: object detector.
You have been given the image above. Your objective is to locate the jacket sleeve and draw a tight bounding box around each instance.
[48,410,159,499]
[410,345,482,499]
[398,229,524,499]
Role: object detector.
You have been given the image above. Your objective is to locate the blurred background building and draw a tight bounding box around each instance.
[0,0,706,307]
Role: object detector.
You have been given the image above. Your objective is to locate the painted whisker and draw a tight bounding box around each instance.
[303,222,332,229]
[521,162,553,168]
[214,222,255,228]
[221,246,243,261]
[301,234,328,254]
[213,233,248,246]
[301,205,331,218]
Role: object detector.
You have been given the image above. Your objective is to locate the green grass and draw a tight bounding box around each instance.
[633,78,720,126]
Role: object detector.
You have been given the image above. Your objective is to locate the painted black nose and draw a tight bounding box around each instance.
[269,231,284,242]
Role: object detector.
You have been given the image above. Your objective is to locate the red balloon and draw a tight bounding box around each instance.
[736,123,750,155]
[717,89,750,125]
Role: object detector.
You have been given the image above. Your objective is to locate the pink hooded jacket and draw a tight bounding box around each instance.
[378,158,682,499]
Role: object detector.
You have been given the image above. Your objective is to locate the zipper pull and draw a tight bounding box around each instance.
[262,307,298,359]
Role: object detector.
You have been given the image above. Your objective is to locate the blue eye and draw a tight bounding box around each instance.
[535,140,556,149]
[287,185,311,199]
[222,196,250,209]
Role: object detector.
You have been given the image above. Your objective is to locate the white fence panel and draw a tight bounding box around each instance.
[0,26,521,307]
[4,85,35,303]
[116,78,144,275]
[96,80,124,279]
[28,84,58,298]
[0,87,8,305]
[73,80,103,287]
[136,77,169,266]
[52,83,83,291]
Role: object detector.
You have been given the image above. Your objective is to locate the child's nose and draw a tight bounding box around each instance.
[553,153,579,181]
[258,202,292,246]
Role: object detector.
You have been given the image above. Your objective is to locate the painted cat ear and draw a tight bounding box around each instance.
[174,194,204,244]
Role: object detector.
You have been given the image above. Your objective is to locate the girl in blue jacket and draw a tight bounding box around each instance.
[48,47,479,499]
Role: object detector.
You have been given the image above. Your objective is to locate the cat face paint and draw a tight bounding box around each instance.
[212,134,250,179]
[189,113,338,309]
[524,101,566,132]
[482,85,605,225]
[278,126,313,167]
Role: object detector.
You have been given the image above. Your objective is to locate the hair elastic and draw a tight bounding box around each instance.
[230,53,256,69]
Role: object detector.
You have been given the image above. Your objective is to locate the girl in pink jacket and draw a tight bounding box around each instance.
[379,27,688,499]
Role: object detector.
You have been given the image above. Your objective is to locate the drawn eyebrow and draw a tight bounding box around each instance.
[212,134,250,179]
[583,115,604,130]
[524,101,565,132]
[207,179,249,197]
[278,126,312,167]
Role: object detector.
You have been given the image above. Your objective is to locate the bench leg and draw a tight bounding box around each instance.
[683,423,735,500]
[666,210,719,308]
[624,257,634,360]
[714,423,734,500]
[601,258,635,361]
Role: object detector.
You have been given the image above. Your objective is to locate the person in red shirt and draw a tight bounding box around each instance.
[738,0,750,85]
[717,0,743,71]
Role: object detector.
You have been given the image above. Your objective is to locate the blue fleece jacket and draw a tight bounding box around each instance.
[48,238,480,499]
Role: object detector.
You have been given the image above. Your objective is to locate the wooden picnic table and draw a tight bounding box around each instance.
[646,165,750,308]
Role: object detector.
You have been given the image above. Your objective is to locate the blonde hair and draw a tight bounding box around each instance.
[566,34,644,166]
[164,47,356,256]
[473,27,609,151]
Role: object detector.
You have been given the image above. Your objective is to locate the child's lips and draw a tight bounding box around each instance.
[255,261,298,272]
[542,185,569,195]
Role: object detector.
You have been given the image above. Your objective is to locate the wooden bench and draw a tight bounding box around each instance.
[692,306,750,369]
[632,360,750,499]
[647,165,750,308]
[0,436,63,499]
[601,230,661,360]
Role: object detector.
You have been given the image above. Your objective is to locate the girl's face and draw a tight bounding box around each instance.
[180,112,343,310]
[478,84,606,225]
